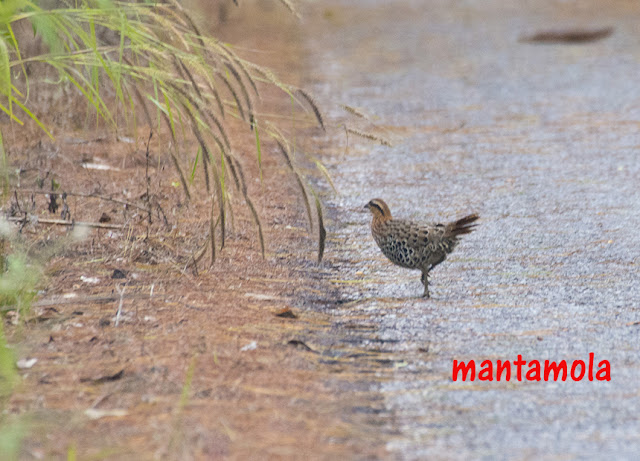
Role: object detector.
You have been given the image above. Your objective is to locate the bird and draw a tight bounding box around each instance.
[364,198,478,298]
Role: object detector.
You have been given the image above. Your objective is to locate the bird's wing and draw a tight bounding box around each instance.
[388,219,445,250]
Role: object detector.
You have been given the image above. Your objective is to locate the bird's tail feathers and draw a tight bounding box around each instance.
[447,213,479,237]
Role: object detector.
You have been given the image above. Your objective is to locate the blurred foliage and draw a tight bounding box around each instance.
[0,0,327,262]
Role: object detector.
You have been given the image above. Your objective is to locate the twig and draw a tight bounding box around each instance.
[38,293,150,308]
[12,190,23,213]
[14,189,148,212]
[0,293,154,313]
[145,131,154,238]
[154,200,171,229]
[183,238,208,275]
[6,216,125,230]
[114,284,126,327]
[209,200,216,267]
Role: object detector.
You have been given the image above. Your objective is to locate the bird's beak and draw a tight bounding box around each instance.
[363,203,370,210]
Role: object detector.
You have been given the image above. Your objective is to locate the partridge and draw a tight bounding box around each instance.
[365,198,478,298]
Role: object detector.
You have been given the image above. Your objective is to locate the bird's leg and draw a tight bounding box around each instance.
[420,270,430,298]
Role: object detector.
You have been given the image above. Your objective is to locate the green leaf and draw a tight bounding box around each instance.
[29,10,64,55]
[0,0,19,29]
[94,0,115,9]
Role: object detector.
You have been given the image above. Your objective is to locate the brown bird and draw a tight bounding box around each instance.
[365,198,478,298]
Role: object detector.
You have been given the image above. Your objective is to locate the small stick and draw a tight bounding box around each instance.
[12,190,23,214]
[6,216,124,230]
[114,284,126,327]
[145,131,153,236]
[0,293,152,311]
[13,189,147,212]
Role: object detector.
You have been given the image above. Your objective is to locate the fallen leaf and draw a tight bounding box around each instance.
[17,358,38,369]
[81,162,120,171]
[85,408,128,420]
[111,269,127,279]
[80,369,124,384]
[244,293,280,301]
[287,340,316,353]
[275,308,297,319]
[521,26,613,44]
[99,213,112,223]
[80,276,100,284]
[240,341,258,352]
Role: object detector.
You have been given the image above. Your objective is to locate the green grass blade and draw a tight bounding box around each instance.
[0,128,8,198]
[0,37,12,119]
[190,147,200,186]
[12,97,53,138]
[161,90,176,139]
[0,100,23,125]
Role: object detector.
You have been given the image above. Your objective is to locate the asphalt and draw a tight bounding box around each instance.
[302,0,640,459]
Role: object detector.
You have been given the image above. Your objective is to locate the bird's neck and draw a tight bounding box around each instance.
[371,215,391,230]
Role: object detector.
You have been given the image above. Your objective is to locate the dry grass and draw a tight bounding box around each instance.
[0,0,328,265]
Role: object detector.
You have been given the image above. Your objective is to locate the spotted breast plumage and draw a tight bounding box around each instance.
[365,198,478,298]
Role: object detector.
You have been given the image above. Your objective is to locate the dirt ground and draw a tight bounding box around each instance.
[3,3,383,460]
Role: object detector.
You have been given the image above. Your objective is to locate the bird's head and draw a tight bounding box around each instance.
[364,198,392,221]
